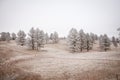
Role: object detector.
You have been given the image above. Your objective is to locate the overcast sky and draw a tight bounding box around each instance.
[0,0,120,37]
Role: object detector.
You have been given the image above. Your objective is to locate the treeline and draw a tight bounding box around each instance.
[0,27,59,50]
[68,28,119,52]
[0,27,120,52]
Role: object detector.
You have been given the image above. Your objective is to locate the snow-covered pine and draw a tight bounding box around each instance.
[84,33,93,51]
[44,33,49,44]
[99,35,104,50]
[35,28,45,50]
[16,30,26,46]
[11,33,16,40]
[112,36,118,47]
[50,33,54,41]
[90,33,95,45]
[27,27,36,50]
[53,31,59,43]
[77,29,86,52]
[117,27,120,44]
[26,27,45,50]
[5,32,11,42]
[99,34,111,51]
[68,28,78,52]
[1,32,6,41]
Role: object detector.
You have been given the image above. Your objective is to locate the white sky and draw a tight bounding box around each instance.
[0,0,120,37]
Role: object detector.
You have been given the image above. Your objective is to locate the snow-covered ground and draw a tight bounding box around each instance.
[0,40,120,80]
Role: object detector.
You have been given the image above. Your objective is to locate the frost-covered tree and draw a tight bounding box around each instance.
[50,33,54,40]
[90,33,95,44]
[27,27,45,50]
[99,34,111,51]
[77,29,86,52]
[11,33,16,40]
[112,36,118,47]
[1,32,6,41]
[16,30,26,46]
[94,34,98,40]
[68,28,78,52]
[53,32,59,43]
[44,33,49,44]
[27,27,36,50]
[5,32,11,42]
[35,28,45,50]
[117,27,120,44]
[85,33,93,51]
[50,32,59,44]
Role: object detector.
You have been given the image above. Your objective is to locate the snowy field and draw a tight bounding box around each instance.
[0,40,120,80]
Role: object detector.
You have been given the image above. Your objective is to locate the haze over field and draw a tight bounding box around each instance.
[0,0,120,37]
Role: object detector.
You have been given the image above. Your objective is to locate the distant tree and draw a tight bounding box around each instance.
[99,34,111,51]
[85,33,93,51]
[16,30,26,46]
[99,35,104,50]
[50,33,54,40]
[11,33,16,40]
[112,36,118,47]
[90,33,95,45]
[35,28,45,50]
[94,34,98,40]
[117,27,120,44]
[27,27,36,50]
[44,33,49,44]
[53,32,59,43]
[5,32,11,42]
[50,32,59,44]
[68,28,78,52]
[77,29,86,52]
[27,27,45,50]
[116,38,119,43]
[1,32,6,41]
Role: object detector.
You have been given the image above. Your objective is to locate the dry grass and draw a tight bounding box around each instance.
[0,40,120,80]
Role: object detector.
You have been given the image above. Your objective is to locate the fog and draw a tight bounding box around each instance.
[0,0,120,37]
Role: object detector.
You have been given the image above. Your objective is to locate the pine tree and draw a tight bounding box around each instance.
[99,34,111,51]
[5,32,11,42]
[44,33,49,44]
[12,33,16,40]
[112,36,118,47]
[99,35,104,50]
[27,27,36,50]
[77,29,85,52]
[27,27,45,50]
[68,28,78,52]
[53,31,59,43]
[35,29,45,50]
[85,33,92,51]
[1,32,6,41]
[50,33,54,41]
[16,30,26,46]
[117,27,120,44]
